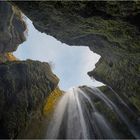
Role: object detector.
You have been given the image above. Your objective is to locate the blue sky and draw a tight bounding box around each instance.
[14,17,103,90]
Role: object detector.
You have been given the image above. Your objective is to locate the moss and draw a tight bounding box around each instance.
[0,53,17,64]
[13,1,140,52]
[17,87,63,139]
[98,85,106,90]
[43,87,63,118]
[130,96,140,112]
[84,17,140,52]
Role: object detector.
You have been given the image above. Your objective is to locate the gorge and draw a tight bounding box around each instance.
[0,1,140,139]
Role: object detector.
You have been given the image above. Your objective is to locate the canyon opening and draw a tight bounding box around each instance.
[14,17,104,90]
[0,1,140,139]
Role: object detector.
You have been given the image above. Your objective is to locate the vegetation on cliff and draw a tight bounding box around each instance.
[0,53,17,63]
[43,87,63,118]
[13,1,140,52]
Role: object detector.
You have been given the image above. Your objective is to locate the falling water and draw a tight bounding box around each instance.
[46,86,140,139]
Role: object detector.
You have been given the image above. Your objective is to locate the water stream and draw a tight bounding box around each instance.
[46,86,140,139]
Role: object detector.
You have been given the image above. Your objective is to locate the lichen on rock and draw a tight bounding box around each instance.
[43,87,63,118]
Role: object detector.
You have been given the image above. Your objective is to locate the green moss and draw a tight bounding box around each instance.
[130,96,140,112]
[84,17,140,51]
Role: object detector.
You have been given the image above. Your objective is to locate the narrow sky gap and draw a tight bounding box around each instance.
[14,17,104,90]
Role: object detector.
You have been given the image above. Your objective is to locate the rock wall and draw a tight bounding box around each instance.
[0,2,60,139]
[13,1,140,111]
[0,60,59,138]
[0,1,26,53]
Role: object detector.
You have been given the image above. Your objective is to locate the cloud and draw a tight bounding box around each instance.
[14,18,104,90]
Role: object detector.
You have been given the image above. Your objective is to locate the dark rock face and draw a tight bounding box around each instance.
[0,2,60,139]
[88,55,140,112]
[0,60,59,138]
[13,1,140,111]
[13,1,140,51]
[0,1,26,53]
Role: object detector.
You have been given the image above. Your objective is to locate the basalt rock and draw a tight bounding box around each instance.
[13,1,140,111]
[0,60,59,138]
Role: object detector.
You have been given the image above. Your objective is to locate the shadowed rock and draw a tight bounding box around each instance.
[0,1,26,53]
[0,60,59,138]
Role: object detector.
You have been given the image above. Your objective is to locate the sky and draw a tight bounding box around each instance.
[14,17,104,90]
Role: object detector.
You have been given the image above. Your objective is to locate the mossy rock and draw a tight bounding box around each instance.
[0,60,59,139]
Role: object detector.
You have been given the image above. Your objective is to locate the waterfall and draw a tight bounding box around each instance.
[45,86,140,139]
